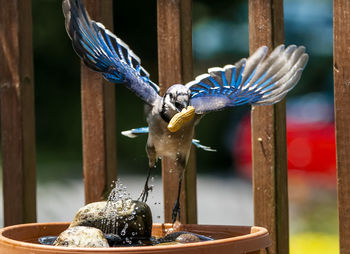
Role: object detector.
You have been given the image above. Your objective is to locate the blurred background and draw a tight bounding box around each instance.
[0,0,337,253]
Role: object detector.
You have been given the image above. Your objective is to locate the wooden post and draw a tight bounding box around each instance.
[0,0,37,226]
[157,0,197,224]
[249,1,289,254]
[333,1,350,253]
[81,0,117,204]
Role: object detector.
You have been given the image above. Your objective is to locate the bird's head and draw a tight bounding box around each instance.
[160,85,195,132]
[161,85,191,121]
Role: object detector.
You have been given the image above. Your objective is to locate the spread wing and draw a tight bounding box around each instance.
[186,45,308,114]
[63,0,160,106]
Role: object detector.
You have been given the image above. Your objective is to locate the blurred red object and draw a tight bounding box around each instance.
[233,114,336,187]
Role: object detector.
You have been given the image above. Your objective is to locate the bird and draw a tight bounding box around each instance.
[63,0,308,223]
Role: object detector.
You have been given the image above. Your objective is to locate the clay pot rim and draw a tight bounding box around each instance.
[0,222,270,252]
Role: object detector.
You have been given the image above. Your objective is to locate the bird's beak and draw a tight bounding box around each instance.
[167,106,195,132]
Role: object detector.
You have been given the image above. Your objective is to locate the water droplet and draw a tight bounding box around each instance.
[125,237,132,245]
[120,223,128,236]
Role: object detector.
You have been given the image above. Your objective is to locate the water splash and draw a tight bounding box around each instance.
[101,179,132,235]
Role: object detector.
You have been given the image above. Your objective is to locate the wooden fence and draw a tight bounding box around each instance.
[0,0,348,253]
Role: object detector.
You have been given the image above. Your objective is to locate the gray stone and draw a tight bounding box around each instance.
[70,200,152,238]
[176,233,201,243]
[53,226,109,248]
[161,231,213,244]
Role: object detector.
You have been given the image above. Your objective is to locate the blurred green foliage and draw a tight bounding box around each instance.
[290,233,339,254]
[289,187,338,254]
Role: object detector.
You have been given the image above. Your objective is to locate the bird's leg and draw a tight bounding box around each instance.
[138,166,153,202]
[172,155,187,223]
[139,144,157,202]
[172,173,183,223]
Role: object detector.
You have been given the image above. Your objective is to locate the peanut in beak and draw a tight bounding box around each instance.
[167,106,195,132]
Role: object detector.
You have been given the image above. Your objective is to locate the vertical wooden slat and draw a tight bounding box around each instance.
[81,0,117,204]
[333,1,350,253]
[157,0,197,224]
[0,0,37,226]
[249,1,289,254]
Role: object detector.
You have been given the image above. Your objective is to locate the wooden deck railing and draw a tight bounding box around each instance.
[249,1,289,253]
[0,0,349,253]
[333,0,350,253]
[157,0,197,224]
[0,0,37,226]
[81,0,117,205]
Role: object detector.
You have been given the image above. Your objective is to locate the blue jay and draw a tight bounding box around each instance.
[63,0,308,222]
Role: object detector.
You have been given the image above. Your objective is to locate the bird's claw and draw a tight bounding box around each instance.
[138,190,148,203]
[172,200,181,223]
[138,182,152,202]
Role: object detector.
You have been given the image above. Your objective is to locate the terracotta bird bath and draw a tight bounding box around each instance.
[0,222,270,254]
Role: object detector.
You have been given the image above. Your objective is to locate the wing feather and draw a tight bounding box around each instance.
[63,0,160,106]
[187,45,308,114]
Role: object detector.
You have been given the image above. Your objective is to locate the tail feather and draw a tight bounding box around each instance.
[121,127,216,152]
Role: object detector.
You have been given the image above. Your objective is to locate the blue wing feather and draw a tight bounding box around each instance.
[63,0,160,106]
[187,45,308,114]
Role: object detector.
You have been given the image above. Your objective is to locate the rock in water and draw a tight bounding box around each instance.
[53,226,109,248]
[175,233,201,243]
[159,231,213,245]
[70,200,152,238]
